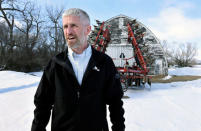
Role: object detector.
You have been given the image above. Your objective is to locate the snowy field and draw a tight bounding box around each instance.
[0,65,201,131]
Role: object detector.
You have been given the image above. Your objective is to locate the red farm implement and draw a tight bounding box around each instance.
[91,20,151,92]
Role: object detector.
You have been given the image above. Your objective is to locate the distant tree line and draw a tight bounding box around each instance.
[162,40,198,67]
[0,0,66,72]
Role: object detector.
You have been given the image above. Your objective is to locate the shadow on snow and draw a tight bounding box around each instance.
[0,82,39,94]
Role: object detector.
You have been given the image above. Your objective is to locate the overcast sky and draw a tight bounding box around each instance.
[35,0,201,59]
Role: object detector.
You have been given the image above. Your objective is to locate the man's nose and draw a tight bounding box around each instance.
[66,27,73,35]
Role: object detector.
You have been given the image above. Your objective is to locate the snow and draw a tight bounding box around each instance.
[0,71,40,131]
[162,75,172,80]
[0,66,201,131]
[122,80,201,131]
[169,65,201,76]
[28,71,43,77]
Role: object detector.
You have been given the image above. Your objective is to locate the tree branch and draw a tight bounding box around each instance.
[1,8,21,12]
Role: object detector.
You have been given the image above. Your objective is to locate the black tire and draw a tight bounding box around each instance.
[120,74,128,92]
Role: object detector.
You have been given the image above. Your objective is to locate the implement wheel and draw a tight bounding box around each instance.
[120,74,128,92]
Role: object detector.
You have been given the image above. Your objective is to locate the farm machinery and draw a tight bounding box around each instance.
[90,19,152,91]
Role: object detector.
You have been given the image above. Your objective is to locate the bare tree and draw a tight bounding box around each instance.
[161,40,174,66]
[0,0,26,53]
[15,2,43,55]
[0,21,8,65]
[0,0,32,70]
[46,6,66,54]
[161,40,198,67]
[173,42,197,67]
[0,0,48,71]
[12,2,47,72]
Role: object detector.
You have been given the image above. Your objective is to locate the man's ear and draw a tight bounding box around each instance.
[86,25,91,35]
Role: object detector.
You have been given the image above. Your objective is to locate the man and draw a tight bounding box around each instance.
[31,8,125,131]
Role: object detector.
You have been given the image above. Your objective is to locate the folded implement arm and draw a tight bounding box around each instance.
[91,20,151,92]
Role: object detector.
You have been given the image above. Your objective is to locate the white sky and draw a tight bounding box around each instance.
[146,4,201,60]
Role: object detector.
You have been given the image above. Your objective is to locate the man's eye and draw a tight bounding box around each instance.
[71,25,76,27]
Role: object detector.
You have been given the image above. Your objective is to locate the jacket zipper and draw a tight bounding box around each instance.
[77,91,80,99]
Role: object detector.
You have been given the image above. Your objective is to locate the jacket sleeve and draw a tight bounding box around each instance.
[105,57,125,131]
[31,60,55,131]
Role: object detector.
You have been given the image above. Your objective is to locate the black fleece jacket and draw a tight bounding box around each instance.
[31,46,125,131]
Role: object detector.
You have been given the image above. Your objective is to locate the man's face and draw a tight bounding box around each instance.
[63,15,91,49]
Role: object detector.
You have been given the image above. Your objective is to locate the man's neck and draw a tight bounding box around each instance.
[71,43,89,54]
